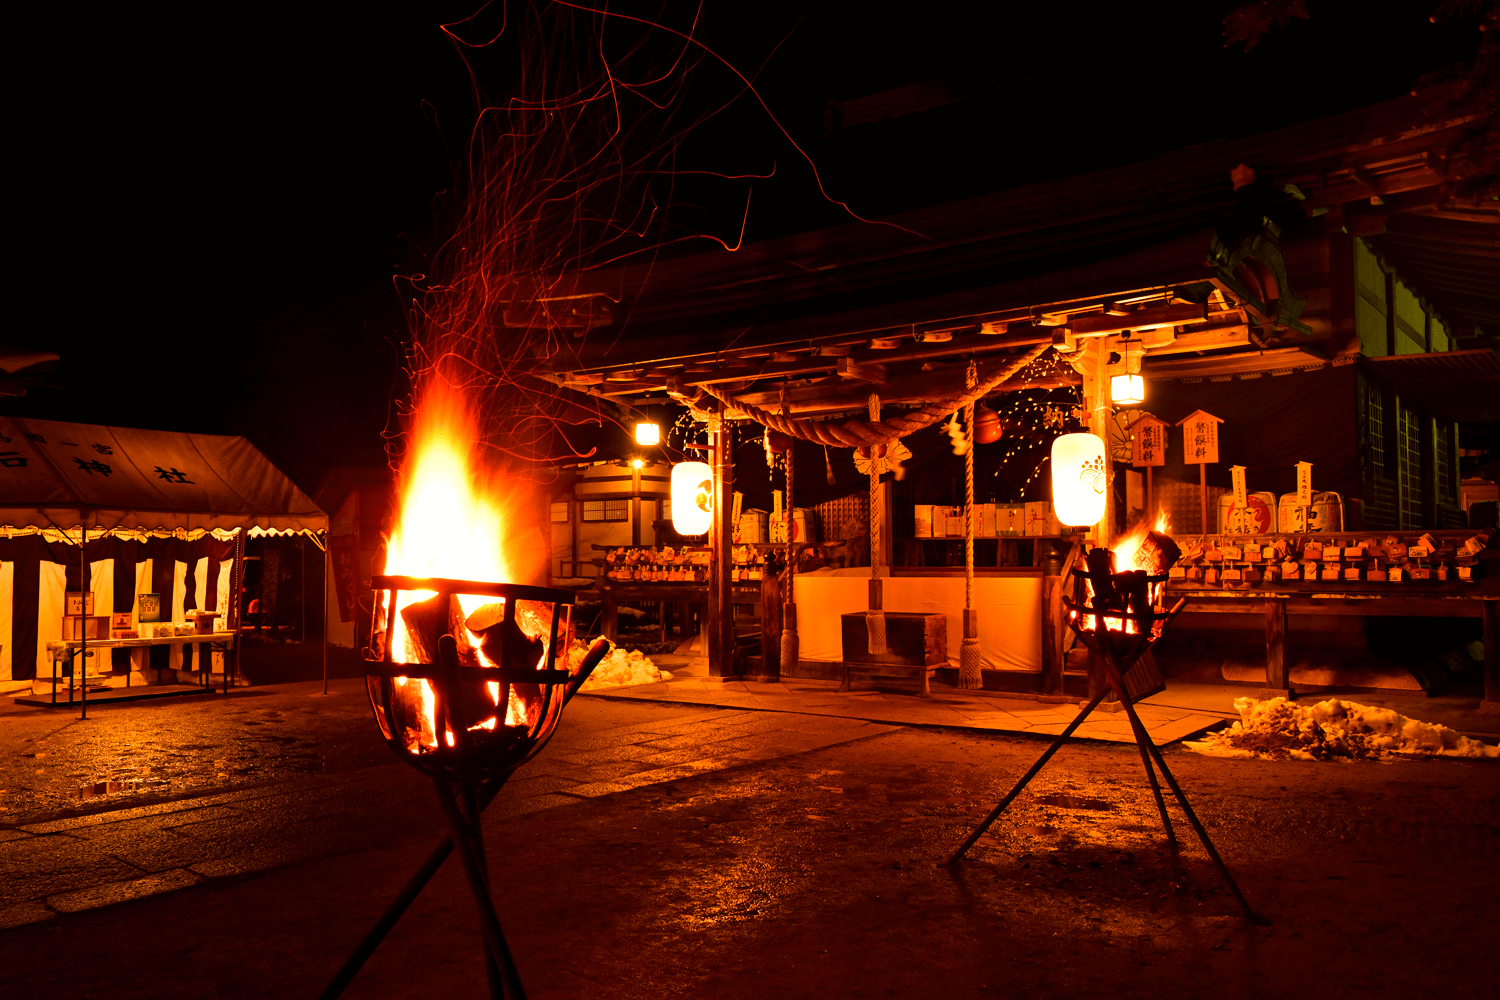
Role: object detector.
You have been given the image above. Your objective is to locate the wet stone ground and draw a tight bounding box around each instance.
[1,687,387,821]
[2,682,1497,999]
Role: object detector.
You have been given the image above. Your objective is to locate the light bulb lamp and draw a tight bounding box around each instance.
[1051,432,1107,527]
[671,461,713,536]
[1111,373,1145,406]
[947,544,1262,924]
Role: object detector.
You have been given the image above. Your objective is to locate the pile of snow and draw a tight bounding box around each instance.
[567,640,672,691]
[1186,696,1498,761]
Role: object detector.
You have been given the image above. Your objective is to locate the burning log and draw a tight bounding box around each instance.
[1137,530,1181,575]
[399,592,453,665]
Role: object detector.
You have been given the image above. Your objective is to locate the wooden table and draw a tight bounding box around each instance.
[46,631,239,704]
[597,581,763,645]
[1166,586,1499,700]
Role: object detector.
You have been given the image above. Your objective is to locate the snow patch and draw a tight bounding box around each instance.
[568,640,671,691]
[1185,696,1499,762]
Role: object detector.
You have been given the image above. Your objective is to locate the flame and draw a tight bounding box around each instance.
[384,381,546,739]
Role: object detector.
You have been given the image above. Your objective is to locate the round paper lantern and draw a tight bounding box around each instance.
[671,461,714,535]
[973,406,1002,444]
[1051,433,1108,527]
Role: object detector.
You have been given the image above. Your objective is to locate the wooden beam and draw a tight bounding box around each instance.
[1142,347,1327,380]
[836,357,889,383]
[1067,302,1207,337]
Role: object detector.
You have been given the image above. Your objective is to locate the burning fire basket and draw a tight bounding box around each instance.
[946,542,1263,923]
[320,575,611,1000]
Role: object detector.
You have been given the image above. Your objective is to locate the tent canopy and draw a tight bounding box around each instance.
[0,417,326,535]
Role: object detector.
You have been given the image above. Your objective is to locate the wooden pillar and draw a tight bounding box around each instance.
[1264,598,1290,697]
[708,407,736,678]
[1041,574,1064,697]
[1483,601,1499,712]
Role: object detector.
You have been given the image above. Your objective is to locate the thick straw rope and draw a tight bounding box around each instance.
[779,384,799,674]
[683,343,1050,449]
[959,361,982,689]
[866,393,886,655]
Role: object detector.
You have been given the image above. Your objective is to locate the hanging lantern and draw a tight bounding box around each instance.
[635,422,661,446]
[671,461,714,535]
[764,429,792,454]
[973,406,1002,444]
[1051,433,1108,527]
[1111,374,1145,406]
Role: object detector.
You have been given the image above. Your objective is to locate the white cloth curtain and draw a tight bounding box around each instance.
[36,562,67,681]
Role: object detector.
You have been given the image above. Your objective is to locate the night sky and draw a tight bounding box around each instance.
[8,1,1481,499]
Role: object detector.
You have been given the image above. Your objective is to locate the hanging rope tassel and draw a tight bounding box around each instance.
[866,393,886,656]
[779,384,799,676]
[959,362,982,689]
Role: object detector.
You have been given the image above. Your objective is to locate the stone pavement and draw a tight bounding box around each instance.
[591,669,1228,745]
[0,687,889,931]
[4,719,1497,1000]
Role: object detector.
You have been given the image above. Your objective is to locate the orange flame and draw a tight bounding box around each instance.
[385,381,546,739]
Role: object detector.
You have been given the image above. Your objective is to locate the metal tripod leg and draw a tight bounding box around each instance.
[1118,696,1263,923]
[947,689,1109,865]
[318,779,505,1000]
[433,777,529,1000]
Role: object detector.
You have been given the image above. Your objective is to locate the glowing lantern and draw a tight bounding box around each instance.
[1051,433,1108,527]
[634,422,660,446]
[1111,373,1145,406]
[671,461,714,535]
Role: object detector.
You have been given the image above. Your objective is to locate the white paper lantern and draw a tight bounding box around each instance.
[671,461,714,535]
[634,422,660,446]
[1051,433,1107,527]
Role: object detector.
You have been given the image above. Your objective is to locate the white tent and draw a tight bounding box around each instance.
[0,417,326,685]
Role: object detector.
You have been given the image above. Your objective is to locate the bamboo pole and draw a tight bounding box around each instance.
[866,394,885,655]
[779,384,798,679]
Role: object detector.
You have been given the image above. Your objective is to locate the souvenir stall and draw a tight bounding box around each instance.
[0,417,327,705]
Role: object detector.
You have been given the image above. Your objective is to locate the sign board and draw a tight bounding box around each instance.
[1230,466,1247,509]
[1296,462,1313,505]
[329,489,361,624]
[1131,415,1168,467]
[1176,410,1223,465]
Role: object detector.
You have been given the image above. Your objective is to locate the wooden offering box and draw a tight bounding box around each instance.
[841,612,947,696]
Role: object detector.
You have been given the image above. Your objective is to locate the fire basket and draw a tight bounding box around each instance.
[947,540,1264,923]
[321,575,611,1000]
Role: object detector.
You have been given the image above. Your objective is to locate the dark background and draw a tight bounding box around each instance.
[7,1,1482,498]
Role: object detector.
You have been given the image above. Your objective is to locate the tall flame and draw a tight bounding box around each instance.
[384,381,545,745]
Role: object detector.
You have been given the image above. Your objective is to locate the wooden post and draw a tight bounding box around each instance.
[1199,463,1208,536]
[1264,598,1290,697]
[708,405,736,678]
[1145,466,1153,519]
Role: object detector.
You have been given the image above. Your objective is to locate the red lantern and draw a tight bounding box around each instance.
[973,406,1002,444]
[764,429,792,454]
